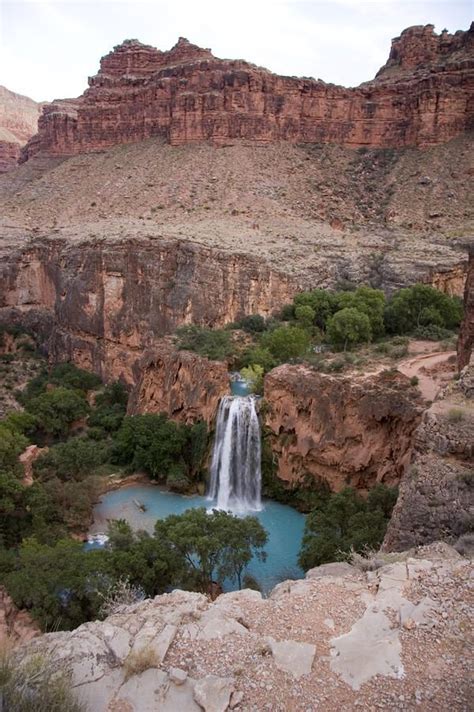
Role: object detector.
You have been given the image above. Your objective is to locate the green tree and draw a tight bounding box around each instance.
[298,486,397,570]
[336,286,386,338]
[112,414,187,479]
[240,364,264,394]
[294,305,316,329]
[385,284,463,335]
[25,387,90,438]
[175,325,234,361]
[154,508,268,592]
[33,436,110,482]
[234,314,267,333]
[261,325,310,362]
[293,289,338,329]
[326,308,372,350]
[238,345,276,372]
[0,423,28,472]
[88,381,128,433]
[3,538,110,630]
[49,363,102,392]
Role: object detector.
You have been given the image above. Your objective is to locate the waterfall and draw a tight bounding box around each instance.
[207,395,262,514]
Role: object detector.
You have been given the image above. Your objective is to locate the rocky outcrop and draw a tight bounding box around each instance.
[13,546,473,711]
[22,24,474,162]
[457,247,474,370]
[383,368,474,551]
[0,86,40,172]
[263,365,424,492]
[0,587,39,647]
[129,343,229,424]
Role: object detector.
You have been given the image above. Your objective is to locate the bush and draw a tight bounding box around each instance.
[410,376,419,386]
[298,485,397,570]
[412,324,454,341]
[240,364,264,394]
[261,325,310,362]
[238,345,276,372]
[0,423,28,472]
[49,363,102,391]
[234,314,267,333]
[326,308,372,350]
[294,305,316,328]
[385,284,463,335]
[336,286,386,338]
[88,381,128,433]
[25,387,90,438]
[447,408,465,423]
[293,289,338,329]
[0,649,87,712]
[33,436,110,481]
[175,325,234,361]
[389,344,408,359]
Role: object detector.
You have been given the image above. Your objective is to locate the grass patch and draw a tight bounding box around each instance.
[124,646,159,680]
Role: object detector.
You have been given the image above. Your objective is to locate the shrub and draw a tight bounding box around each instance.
[0,649,87,712]
[412,324,454,341]
[33,436,110,481]
[175,325,234,361]
[234,314,267,333]
[88,381,128,433]
[240,364,264,394]
[25,387,90,438]
[49,363,101,391]
[112,414,187,479]
[261,325,310,362]
[98,577,145,617]
[326,308,372,350]
[447,408,465,423]
[0,423,28,471]
[389,344,408,359]
[238,345,276,372]
[410,376,419,386]
[124,647,159,681]
[293,289,338,329]
[336,286,386,338]
[294,304,316,328]
[385,284,463,335]
[298,485,397,570]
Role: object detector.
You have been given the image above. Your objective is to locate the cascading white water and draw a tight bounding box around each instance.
[207,395,262,514]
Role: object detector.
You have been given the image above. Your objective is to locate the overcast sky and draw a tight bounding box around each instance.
[0,0,471,102]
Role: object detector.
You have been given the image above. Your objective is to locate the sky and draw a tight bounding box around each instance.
[0,0,471,102]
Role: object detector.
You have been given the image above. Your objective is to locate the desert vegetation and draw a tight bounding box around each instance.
[173,283,462,392]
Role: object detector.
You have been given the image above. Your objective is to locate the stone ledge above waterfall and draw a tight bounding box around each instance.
[129,341,229,424]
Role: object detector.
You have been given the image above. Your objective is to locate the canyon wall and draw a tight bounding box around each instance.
[457,247,474,370]
[0,236,296,383]
[0,86,40,172]
[22,24,474,162]
[263,365,424,492]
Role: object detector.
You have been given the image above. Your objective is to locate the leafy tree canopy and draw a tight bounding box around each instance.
[326,307,372,350]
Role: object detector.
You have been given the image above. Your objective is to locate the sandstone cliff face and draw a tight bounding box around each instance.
[457,247,474,370]
[22,25,474,162]
[0,236,295,383]
[129,343,229,424]
[263,365,424,492]
[0,86,40,172]
[0,587,39,647]
[383,370,474,552]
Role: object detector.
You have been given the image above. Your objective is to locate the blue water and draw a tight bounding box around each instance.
[230,378,251,397]
[91,485,305,593]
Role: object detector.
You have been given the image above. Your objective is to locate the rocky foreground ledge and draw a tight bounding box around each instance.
[16,543,472,711]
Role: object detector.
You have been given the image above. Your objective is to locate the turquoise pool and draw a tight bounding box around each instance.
[90,485,305,593]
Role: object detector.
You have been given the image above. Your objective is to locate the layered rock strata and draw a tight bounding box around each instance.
[13,545,473,711]
[457,246,474,370]
[0,86,40,172]
[263,365,424,491]
[22,24,474,162]
[129,343,229,423]
[0,236,295,383]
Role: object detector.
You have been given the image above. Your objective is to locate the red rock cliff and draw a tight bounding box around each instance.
[263,365,424,492]
[0,86,41,172]
[457,247,474,370]
[22,25,474,161]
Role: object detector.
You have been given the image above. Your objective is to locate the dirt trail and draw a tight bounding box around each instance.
[397,350,456,402]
